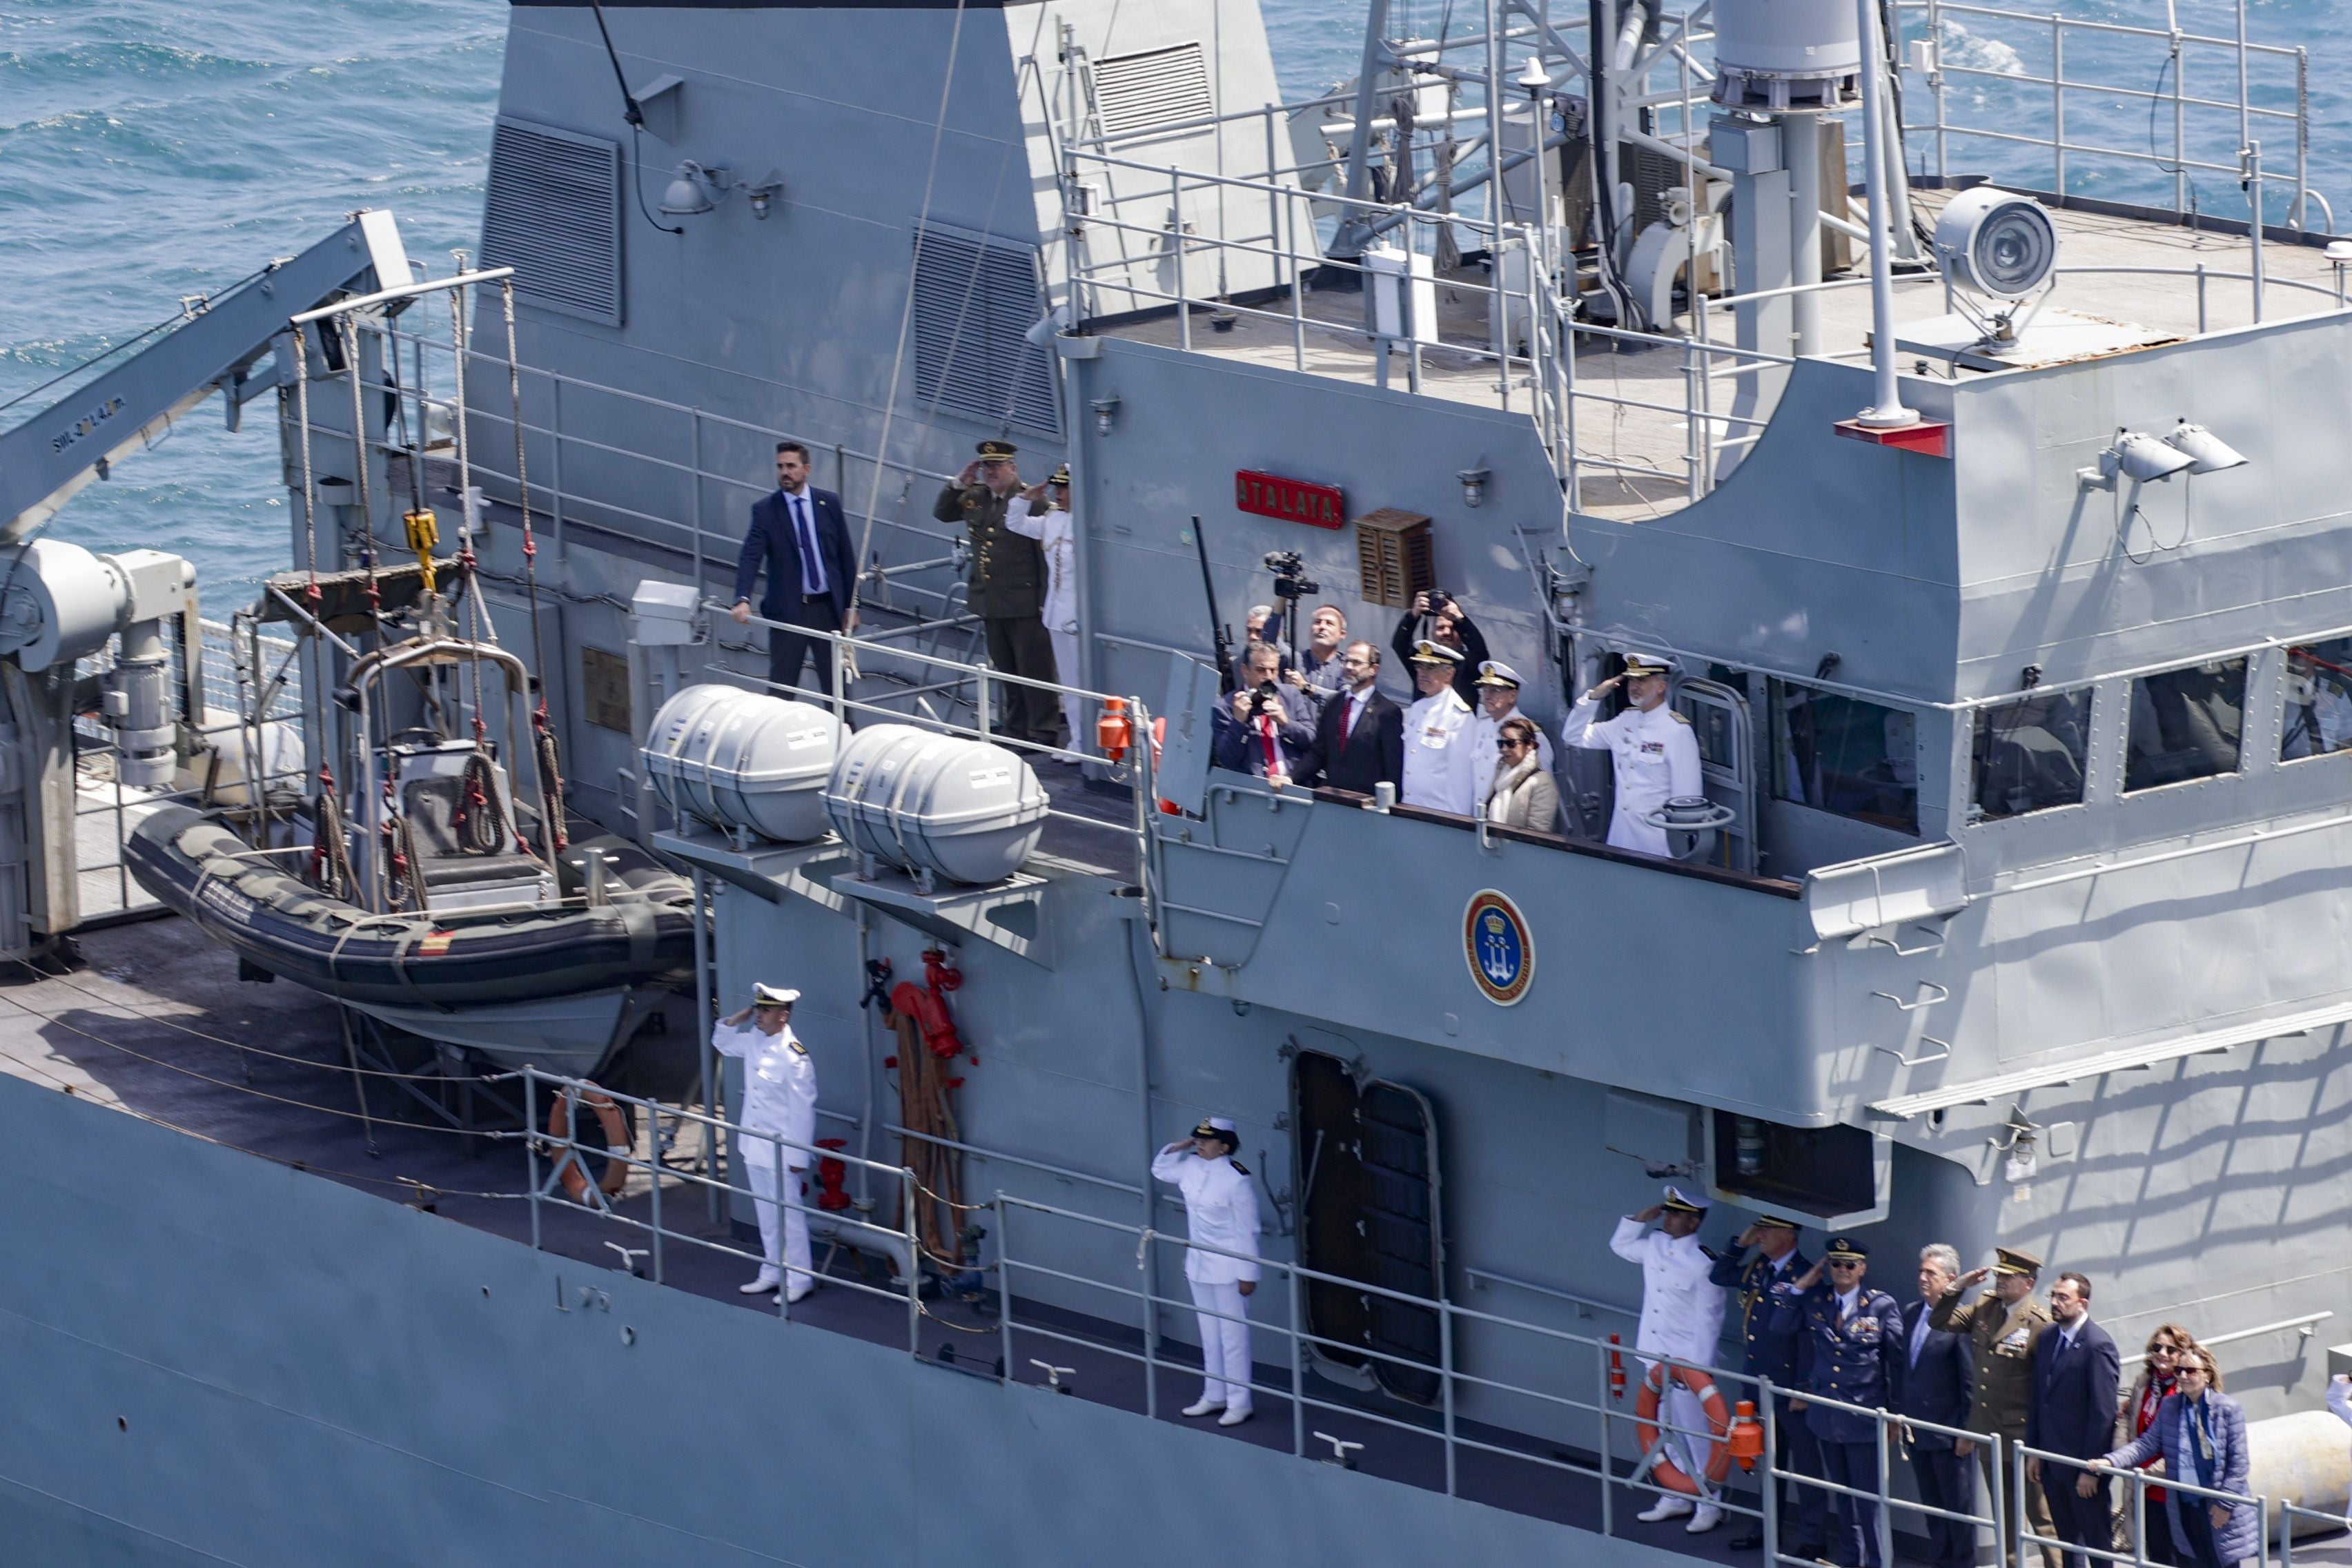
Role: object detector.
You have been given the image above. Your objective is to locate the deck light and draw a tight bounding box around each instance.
[659,161,727,217]
[2104,429,2196,485]
[1458,466,1491,508]
[1090,395,1121,435]
[2162,421,2247,475]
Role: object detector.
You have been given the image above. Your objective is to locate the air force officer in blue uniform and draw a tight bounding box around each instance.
[1771,1236,1907,1568]
[732,440,859,703]
[1710,1215,1825,1555]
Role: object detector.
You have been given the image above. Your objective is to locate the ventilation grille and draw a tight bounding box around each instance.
[480,117,623,327]
[910,224,1058,435]
[1091,43,1214,141]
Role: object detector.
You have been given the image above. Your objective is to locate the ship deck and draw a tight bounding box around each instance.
[10,914,2349,1564]
[1093,191,2349,522]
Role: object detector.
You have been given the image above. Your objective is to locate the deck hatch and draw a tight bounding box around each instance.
[479,117,623,328]
[1089,43,1215,141]
[910,222,1059,435]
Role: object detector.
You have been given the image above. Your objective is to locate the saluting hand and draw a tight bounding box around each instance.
[1734,1224,1761,1249]
[722,1006,754,1028]
[1794,1259,1827,1291]
[1954,1265,1990,1291]
[956,461,981,487]
[1631,1205,1665,1224]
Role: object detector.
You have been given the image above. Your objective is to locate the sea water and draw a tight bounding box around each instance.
[0,0,2341,609]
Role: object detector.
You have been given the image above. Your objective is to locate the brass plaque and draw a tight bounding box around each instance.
[581,646,632,733]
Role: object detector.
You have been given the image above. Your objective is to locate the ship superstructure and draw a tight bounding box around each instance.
[1,0,2350,1561]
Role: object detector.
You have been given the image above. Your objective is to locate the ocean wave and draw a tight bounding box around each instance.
[1937,18,2028,77]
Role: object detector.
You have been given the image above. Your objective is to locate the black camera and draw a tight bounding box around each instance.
[1262,549,1319,601]
[1248,679,1284,716]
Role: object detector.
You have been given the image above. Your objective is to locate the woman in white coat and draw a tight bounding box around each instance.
[1151,1116,1264,1427]
[1010,464,1082,748]
[712,982,819,1302]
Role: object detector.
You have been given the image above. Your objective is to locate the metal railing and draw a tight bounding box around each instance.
[2022,1438,2274,1568]
[519,1082,2335,1558]
[521,1066,924,1331]
[1899,0,2319,230]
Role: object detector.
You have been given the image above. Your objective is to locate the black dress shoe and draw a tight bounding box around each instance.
[1728,1531,1763,1551]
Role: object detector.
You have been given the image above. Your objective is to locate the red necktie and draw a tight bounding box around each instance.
[1343,695,1360,744]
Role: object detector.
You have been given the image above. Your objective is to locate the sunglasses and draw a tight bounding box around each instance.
[1497,738,1527,750]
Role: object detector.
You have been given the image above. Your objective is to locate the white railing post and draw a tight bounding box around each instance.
[1170,166,1191,351]
[996,1193,1015,1382]
[904,1166,922,1353]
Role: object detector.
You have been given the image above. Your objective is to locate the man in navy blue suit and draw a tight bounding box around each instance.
[1902,1245,1979,1568]
[732,440,859,705]
[2026,1272,2119,1568]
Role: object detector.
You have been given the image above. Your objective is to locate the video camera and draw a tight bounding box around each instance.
[1262,549,1320,602]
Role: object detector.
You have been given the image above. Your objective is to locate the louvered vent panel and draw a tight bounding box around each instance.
[910,224,1059,435]
[480,117,623,327]
[1091,43,1214,140]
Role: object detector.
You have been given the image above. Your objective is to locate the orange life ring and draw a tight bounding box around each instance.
[548,1086,631,1203]
[1633,1361,1736,1493]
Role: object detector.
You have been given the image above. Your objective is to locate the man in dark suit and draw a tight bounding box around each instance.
[732,440,859,705]
[2026,1271,2120,1568]
[1294,640,1402,794]
[1709,1215,1825,1556]
[1211,640,1317,781]
[1903,1246,1979,1568]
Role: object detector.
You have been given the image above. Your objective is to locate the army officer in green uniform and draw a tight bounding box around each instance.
[1930,1246,2057,1568]
[933,439,1068,748]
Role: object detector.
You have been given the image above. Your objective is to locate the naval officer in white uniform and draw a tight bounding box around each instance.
[712,982,819,1301]
[1611,1185,1730,1533]
[1563,652,1702,854]
[1468,660,1556,804]
[1400,639,1480,814]
[1152,1116,1265,1427]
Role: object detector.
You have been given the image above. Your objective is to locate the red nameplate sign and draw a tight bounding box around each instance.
[1235,469,1345,529]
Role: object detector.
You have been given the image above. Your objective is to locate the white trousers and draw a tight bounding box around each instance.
[1189,1277,1254,1411]
[1660,1375,1716,1496]
[746,1154,812,1288]
[1049,627,1083,749]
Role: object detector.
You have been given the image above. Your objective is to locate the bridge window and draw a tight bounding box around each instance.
[1971,688,2092,820]
[2126,659,2246,791]
[1769,680,1918,834]
[2281,639,2352,762]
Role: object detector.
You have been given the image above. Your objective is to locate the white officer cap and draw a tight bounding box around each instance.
[1621,651,1679,679]
[1408,638,1465,666]
[1473,660,1523,688]
[1661,1184,1708,1214]
[751,983,801,1006]
[1193,1115,1239,1142]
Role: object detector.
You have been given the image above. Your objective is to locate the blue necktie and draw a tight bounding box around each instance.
[792,495,827,597]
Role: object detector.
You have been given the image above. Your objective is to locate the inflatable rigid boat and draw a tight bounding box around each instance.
[126,805,697,1071]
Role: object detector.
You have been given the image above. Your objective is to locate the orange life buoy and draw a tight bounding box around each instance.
[1632,1361,1736,1493]
[548,1086,631,1203]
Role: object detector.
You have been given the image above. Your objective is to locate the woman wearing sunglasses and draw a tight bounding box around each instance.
[1482,716,1560,832]
[2094,1348,2256,1568]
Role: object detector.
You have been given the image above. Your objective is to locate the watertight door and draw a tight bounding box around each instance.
[1674,676,1757,874]
[1292,1050,1444,1404]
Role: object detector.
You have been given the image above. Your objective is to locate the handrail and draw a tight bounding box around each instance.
[2121,1310,2332,1366]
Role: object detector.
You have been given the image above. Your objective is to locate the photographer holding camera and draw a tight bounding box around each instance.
[1392,591,1489,705]
[1210,640,1317,783]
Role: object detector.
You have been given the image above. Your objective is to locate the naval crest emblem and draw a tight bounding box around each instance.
[1462,890,1533,1006]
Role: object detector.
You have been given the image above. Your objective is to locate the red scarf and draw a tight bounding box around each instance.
[2133,1375,2175,1500]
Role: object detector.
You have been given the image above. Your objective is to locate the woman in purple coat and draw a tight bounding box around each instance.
[2094,1348,2259,1568]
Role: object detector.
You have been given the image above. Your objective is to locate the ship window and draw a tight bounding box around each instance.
[479,117,623,327]
[2281,639,2352,762]
[1712,1112,1876,1219]
[2125,658,2246,791]
[910,222,1061,435]
[1769,680,1918,834]
[1971,687,2091,820]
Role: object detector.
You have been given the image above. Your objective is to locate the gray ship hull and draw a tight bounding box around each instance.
[0,1068,1676,1567]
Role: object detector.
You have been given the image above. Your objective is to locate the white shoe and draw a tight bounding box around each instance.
[1638,1496,1696,1522]
[785,1280,816,1304]
[1686,1505,1724,1534]
[740,1275,781,1295]
[1182,1399,1226,1418]
[1217,1405,1254,1427]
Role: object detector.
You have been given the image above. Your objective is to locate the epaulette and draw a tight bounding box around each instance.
[1230,1159,1250,1175]
[1699,1244,1718,1260]
[1671,709,1692,724]
[788,1038,809,1055]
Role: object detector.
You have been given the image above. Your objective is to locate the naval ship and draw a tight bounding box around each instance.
[2,0,2351,1560]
